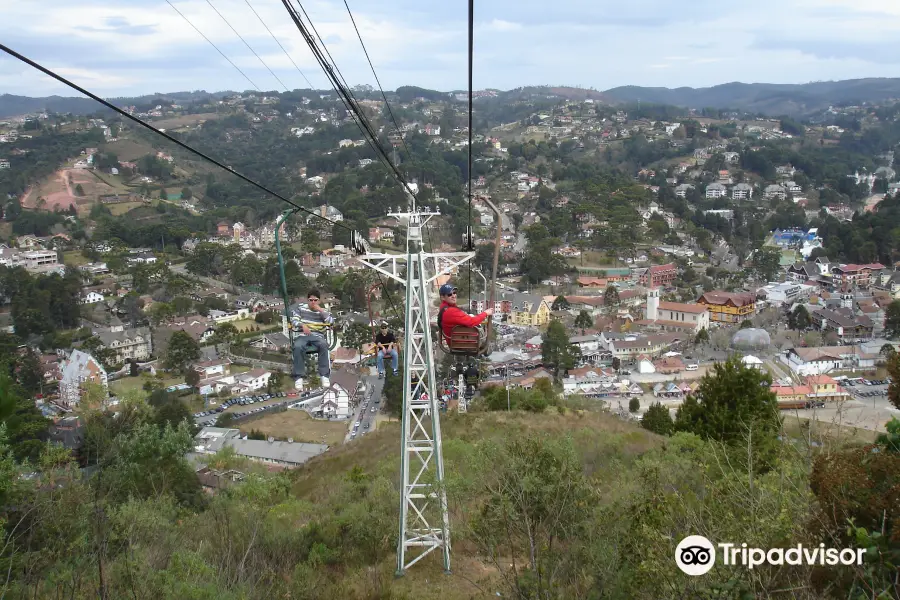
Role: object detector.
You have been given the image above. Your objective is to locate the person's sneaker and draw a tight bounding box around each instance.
[295,378,304,390]
[393,370,399,376]
[378,372,384,379]
[321,376,330,388]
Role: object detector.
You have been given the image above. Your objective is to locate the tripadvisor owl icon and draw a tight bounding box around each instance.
[676,535,716,576]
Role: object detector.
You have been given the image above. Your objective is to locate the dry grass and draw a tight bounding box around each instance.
[781,415,878,447]
[238,409,347,446]
[151,112,222,130]
[107,202,146,216]
[103,138,154,162]
[62,250,89,267]
[281,408,663,598]
[290,409,662,501]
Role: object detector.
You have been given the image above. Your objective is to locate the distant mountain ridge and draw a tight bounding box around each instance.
[3,78,900,119]
[602,78,900,116]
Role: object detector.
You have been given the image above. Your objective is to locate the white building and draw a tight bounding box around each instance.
[82,291,104,304]
[94,325,153,364]
[193,427,328,467]
[705,183,727,198]
[58,349,108,408]
[731,183,753,200]
[319,371,360,419]
[757,282,813,307]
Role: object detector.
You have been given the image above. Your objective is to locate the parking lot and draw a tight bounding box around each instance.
[793,376,899,433]
[193,389,323,427]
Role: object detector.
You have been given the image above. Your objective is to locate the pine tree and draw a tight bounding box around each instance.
[641,402,674,435]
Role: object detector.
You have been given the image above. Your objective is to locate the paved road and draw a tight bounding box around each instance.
[642,380,899,435]
[763,358,791,381]
[347,374,384,442]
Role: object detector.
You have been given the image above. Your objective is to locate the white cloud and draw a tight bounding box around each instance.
[0,0,899,96]
[485,19,523,32]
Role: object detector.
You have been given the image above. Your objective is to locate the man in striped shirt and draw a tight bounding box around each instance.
[289,289,333,389]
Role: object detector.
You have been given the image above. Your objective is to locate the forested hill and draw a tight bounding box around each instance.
[7,77,900,119]
[0,91,229,118]
[0,94,102,118]
[602,78,900,116]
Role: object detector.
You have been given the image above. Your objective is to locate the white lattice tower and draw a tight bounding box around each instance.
[356,203,474,576]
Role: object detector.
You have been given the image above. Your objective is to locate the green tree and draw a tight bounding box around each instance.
[180,186,193,200]
[694,327,709,345]
[603,284,619,311]
[469,434,595,600]
[74,183,85,197]
[152,396,194,431]
[381,368,403,418]
[216,412,236,428]
[887,353,900,411]
[104,420,202,507]
[551,295,569,311]
[788,304,812,330]
[185,368,200,389]
[752,246,782,282]
[341,321,372,351]
[165,330,201,372]
[674,356,781,472]
[641,402,674,435]
[885,300,900,339]
[628,397,640,413]
[573,310,593,334]
[541,321,580,380]
[210,322,239,351]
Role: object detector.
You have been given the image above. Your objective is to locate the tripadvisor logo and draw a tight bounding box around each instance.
[675,535,866,576]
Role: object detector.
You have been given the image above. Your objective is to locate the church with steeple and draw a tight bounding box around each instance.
[637,269,710,333]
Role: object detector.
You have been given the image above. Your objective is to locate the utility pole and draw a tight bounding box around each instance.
[356,196,475,576]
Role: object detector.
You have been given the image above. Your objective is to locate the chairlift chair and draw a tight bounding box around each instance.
[275,208,338,371]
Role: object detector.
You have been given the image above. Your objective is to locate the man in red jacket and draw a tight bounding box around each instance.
[437,283,493,341]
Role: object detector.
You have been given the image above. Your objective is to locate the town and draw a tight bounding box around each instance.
[1,66,900,600]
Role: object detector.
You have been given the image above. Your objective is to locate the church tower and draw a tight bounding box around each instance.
[645,268,659,321]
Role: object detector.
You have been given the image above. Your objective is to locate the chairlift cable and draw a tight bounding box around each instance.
[243,0,316,90]
[165,0,262,92]
[280,2,410,322]
[343,0,412,160]
[204,0,291,92]
[343,0,435,253]
[283,0,419,201]
[0,43,355,234]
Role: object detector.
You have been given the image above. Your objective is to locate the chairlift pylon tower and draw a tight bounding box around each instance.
[355,195,475,576]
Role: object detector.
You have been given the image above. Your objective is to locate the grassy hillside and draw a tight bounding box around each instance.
[3,394,895,600]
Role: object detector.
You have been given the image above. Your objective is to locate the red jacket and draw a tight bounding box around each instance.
[438,301,489,340]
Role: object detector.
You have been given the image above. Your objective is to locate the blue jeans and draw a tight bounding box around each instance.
[377,348,398,374]
[292,335,331,378]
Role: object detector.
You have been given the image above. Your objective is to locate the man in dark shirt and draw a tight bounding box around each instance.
[375,322,398,378]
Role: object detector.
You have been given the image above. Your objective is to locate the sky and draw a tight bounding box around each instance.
[1,0,899,98]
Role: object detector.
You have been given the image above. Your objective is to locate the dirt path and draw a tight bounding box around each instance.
[60,170,74,197]
[18,186,33,206]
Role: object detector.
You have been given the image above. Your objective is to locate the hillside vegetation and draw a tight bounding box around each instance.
[603,78,900,116]
[5,77,900,120]
[2,384,896,600]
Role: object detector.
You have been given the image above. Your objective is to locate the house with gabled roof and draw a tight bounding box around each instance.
[58,349,108,408]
